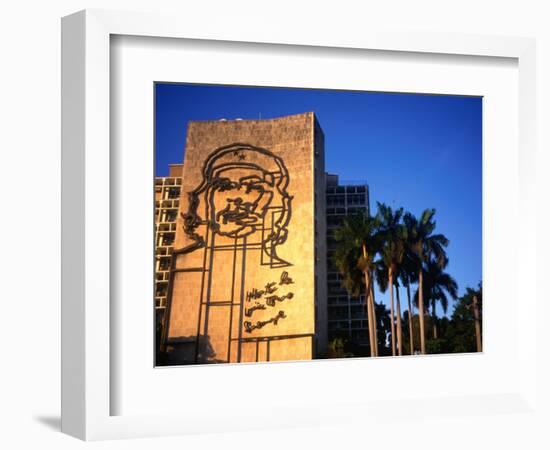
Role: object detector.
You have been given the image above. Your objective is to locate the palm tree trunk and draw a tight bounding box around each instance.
[406,281,414,355]
[432,301,438,339]
[361,244,376,357]
[473,295,482,352]
[395,282,403,356]
[370,279,378,357]
[418,269,426,354]
[367,291,377,357]
[363,270,375,357]
[389,268,396,356]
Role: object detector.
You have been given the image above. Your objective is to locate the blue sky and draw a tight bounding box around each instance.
[155,83,482,316]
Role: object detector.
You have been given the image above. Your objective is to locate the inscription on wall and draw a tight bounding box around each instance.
[243,271,295,333]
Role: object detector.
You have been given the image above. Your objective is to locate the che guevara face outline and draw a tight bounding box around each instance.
[208,167,275,238]
[181,144,292,266]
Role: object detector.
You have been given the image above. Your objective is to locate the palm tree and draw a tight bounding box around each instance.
[403,209,449,354]
[399,255,417,354]
[447,283,483,353]
[401,214,420,354]
[394,277,404,355]
[375,262,394,355]
[472,288,482,352]
[462,284,483,352]
[415,259,458,339]
[333,213,380,357]
[376,203,405,356]
[368,278,379,356]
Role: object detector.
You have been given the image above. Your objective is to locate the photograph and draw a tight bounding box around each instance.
[154,83,482,366]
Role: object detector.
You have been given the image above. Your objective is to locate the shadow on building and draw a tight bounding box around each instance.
[156,334,225,366]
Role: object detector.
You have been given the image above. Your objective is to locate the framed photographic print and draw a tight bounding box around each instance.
[61,9,538,441]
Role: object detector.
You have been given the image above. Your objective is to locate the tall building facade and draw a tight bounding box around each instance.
[154,164,183,316]
[162,113,328,364]
[325,174,371,345]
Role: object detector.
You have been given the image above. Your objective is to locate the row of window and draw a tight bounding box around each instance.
[155,283,168,297]
[155,200,180,210]
[157,209,178,222]
[156,232,175,247]
[156,247,173,256]
[326,194,366,206]
[329,312,368,322]
[155,297,168,309]
[326,186,367,194]
[157,255,172,271]
[165,187,181,199]
[327,272,343,281]
[155,177,182,186]
[326,206,368,217]
[328,320,369,330]
[156,271,170,282]
[156,222,177,232]
[328,296,365,305]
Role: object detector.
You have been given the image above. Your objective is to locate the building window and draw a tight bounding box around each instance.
[159,257,171,271]
[155,283,167,297]
[166,187,180,199]
[162,233,175,246]
[165,211,178,222]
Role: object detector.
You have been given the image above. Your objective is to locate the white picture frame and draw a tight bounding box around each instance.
[61,9,538,441]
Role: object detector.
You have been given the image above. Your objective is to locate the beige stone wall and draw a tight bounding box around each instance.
[165,112,325,364]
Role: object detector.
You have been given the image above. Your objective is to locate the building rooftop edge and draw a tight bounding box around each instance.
[187,111,316,125]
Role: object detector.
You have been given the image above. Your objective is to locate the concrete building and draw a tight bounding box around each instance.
[154,164,183,316]
[325,174,371,345]
[162,112,328,364]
